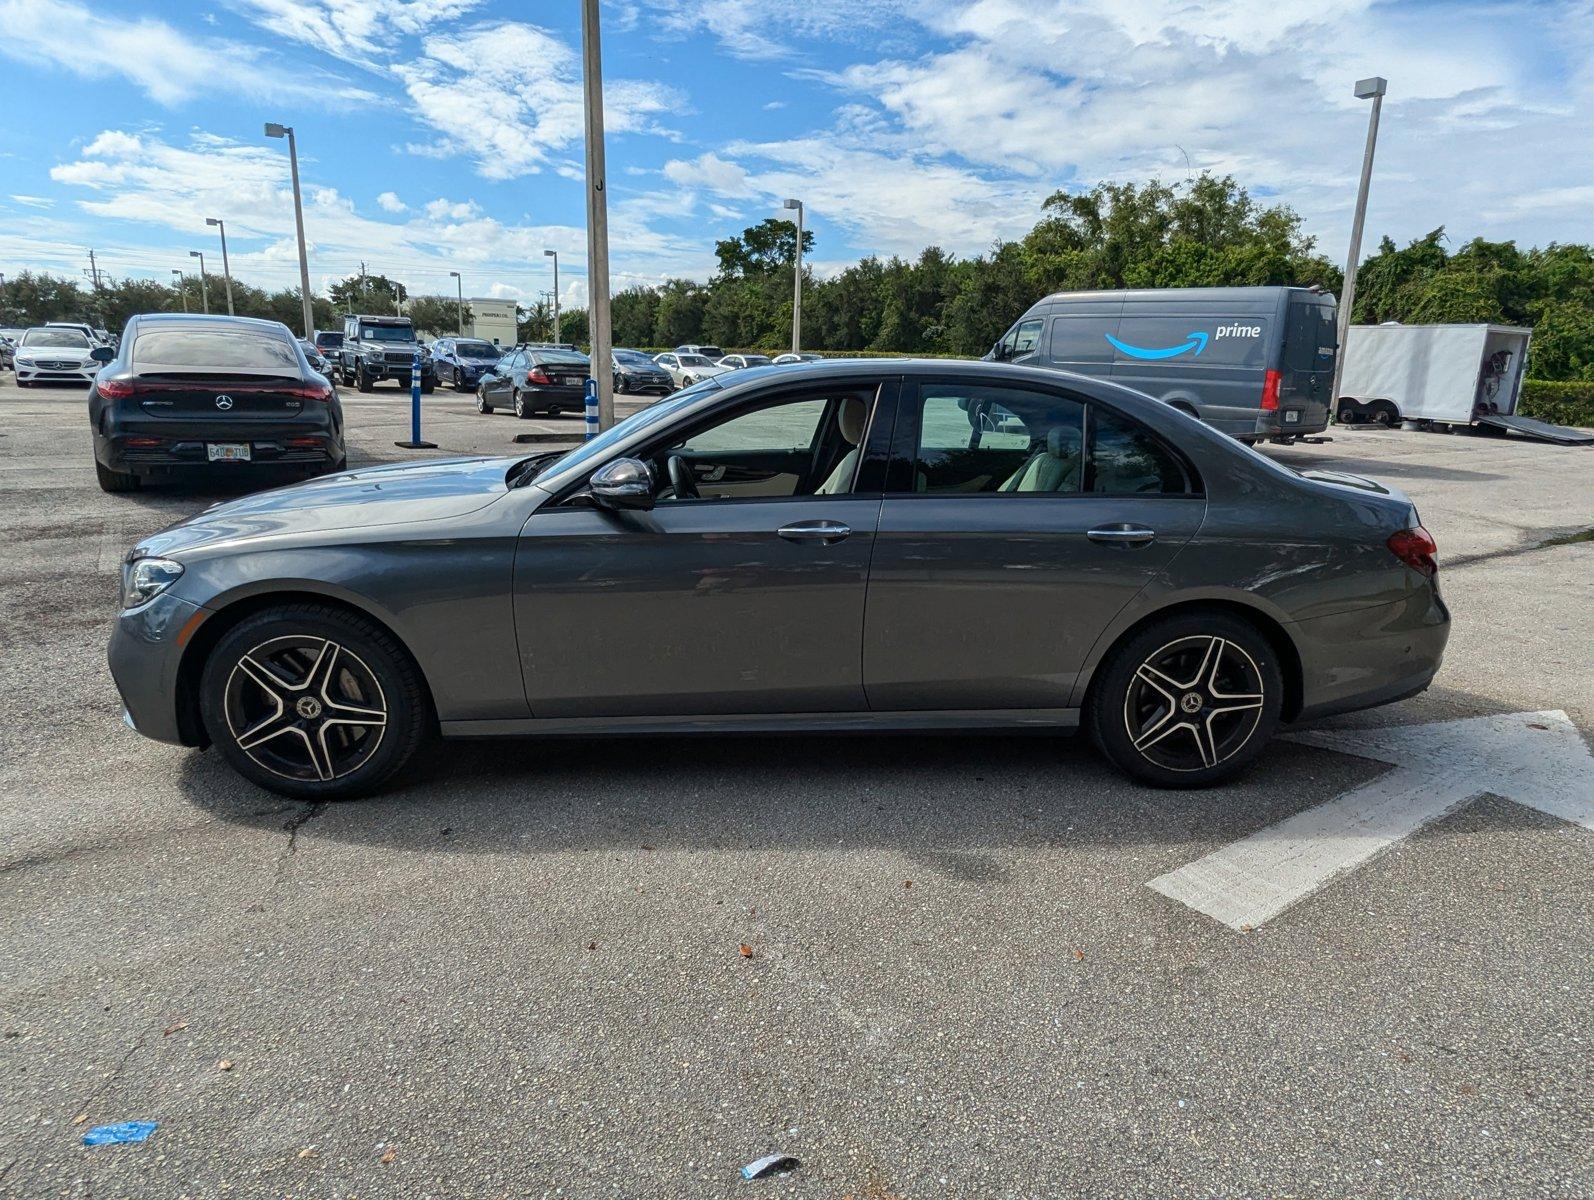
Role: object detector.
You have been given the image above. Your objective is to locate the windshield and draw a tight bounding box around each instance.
[316,333,343,347]
[523,376,725,488]
[22,328,89,348]
[457,341,497,358]
[614,350,655,365]
[362,325,415,342]
[679,354,714,366]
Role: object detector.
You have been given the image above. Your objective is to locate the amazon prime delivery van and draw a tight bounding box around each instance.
[988,286,1338,442]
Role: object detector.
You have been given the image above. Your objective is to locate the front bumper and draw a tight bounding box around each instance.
[1289,585,1450,723]
[109,591,207,746]
[357,358,438,382]
[17,361,97,383]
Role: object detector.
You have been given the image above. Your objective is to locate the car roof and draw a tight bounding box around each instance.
[131,313,293,334]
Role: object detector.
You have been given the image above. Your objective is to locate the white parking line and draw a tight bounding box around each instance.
[1148,710,1594,931]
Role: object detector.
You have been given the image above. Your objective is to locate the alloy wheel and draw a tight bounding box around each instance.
[1122,635,1265,772]
[224,636,388,783]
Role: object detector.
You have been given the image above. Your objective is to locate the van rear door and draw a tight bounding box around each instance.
[1280,295,1336,433]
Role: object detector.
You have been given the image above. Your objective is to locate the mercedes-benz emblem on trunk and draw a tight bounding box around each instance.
[215,394,234,410]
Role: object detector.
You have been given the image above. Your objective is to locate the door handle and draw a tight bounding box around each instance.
[777,520,851,545]
[1087,524,1157,547]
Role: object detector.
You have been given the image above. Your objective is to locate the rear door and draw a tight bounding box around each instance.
[1281,295,1336,431]
[865,378,1206,710]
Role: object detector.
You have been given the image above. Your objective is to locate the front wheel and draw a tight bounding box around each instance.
[476,388,494,415]
[356,368,373,393]
[1087,612,1283,788]
[199,603,431,800]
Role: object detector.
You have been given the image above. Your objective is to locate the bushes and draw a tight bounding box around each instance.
[1518,380,1594,428]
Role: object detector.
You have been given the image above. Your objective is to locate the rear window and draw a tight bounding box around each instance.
[133,329,299,370]
[536,351,589,366]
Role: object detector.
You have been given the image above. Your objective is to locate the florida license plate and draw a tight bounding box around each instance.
[1283,410,1301,424]
[207,443,252,462]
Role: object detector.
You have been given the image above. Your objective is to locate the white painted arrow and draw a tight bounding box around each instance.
[1147,709,1594,931]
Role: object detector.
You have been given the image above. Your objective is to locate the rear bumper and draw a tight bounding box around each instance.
[1257,403,1330,438]
[521,384,587,405]
[1288,586,1450,723]
[98,410,343,476]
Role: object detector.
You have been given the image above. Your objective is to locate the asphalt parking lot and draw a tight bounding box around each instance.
[1,376,1590,1198]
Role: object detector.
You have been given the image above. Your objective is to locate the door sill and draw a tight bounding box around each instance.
[442,708,1079,739]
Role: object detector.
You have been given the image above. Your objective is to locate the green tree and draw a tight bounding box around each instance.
[329,273,406,315]
[405,294,473,337]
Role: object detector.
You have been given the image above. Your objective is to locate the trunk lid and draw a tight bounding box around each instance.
[131,371,323,418]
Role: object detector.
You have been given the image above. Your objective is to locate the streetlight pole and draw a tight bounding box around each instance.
[449,270,464,334]
[172,268,187,313]
[783,197,804,355]
[205,217,234,315]
[580,0,614,431]
[189,250,209,314]
[264,122,316,339]
[1332,76,1387,412]
[543,249,561,346]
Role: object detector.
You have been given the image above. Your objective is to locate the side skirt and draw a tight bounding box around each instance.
[441,708,1080,739]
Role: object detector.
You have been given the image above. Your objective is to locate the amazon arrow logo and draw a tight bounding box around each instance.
[1105,331,1209,360]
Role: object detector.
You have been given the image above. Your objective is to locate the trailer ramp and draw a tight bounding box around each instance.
[1477,413,1594,445]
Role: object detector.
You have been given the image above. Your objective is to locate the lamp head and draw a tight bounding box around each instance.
[206,217,221,227]
[782,198,800,210]
[543,249,556,258]
[189,250,201,259]
[264,122,288,138]
[1354,76,1387,99]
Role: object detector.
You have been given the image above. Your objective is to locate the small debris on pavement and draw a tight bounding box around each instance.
[298,1146,318,1159]
[163,1021,187,1037]
[217,1059,234,1071]
[72,1113,88,1125]
[380,1148,397,1164]
[83,1121,157,1146]
[740,1153,799,1180]
[1073,949,1085,961]
[738,944,755,958]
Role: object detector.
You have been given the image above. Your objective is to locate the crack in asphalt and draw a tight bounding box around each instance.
[282,801,327,857]
[1445,524,1594,571]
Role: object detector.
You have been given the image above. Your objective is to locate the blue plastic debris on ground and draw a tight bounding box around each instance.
[83,1121,158,1146]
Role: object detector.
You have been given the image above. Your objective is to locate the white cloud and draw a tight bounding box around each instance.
[393,21,685,180]
[9,195,53,209]
[640,0,911,61]
[376,191,407,213]
[0,0,375,106]
[232,0,485,65]
[662,152,754,197]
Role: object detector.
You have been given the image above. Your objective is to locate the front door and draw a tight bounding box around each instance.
[864,379,1207,710]
[514,380,893,717]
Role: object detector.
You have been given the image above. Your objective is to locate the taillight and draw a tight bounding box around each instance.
[97,378,135,400]
[1261,368,1281,411]
[527,367,551,384]
[1387,525,1438,578]
[287,384,332,402]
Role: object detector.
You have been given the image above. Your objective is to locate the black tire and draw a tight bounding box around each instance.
[513,389,530,419]
[95,460,140,493]
[199,603,432,801]
[356,368,373,393]
[1087,611,1283,788]
[1336,401,1362,424]
[1368,401,1398,427]
[476,388,494,415]
[453,368,468,392]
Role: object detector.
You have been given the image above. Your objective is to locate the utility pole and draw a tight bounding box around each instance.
[543,249,561,345]
[783,198,804,354]
[205,217,235,315]
[449,270,464,334]
[86,249,102,291]
[172,269,187,313]
[264,122,316,338]
[580,0,614,430]
[1332,76,1387,410]
[190,250,210,314]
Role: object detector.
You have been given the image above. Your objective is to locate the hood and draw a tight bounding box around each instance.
[132,456,519,561]
[16,345,96,362]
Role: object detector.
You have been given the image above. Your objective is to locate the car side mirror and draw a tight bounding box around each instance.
[90,346,115,363]
[589,457,654,511]
[990,341,1010,361]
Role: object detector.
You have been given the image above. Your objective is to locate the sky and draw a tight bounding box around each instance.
[1,0,1590,310]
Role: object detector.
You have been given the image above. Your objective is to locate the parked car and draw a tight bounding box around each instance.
[674,343,725,360]
[612,348,674,396]
[108,357,1449,801]
[312,330,344,362]
[89,313,345,493]
[717,354,775,371]
[431,337,505,391]
[654,351,730,389]
[476,347,590,417]
[336,314,437,393]
[0,327,26,369]
[772,352,824,365]
[12,325,105,386]
[298,339,336,382]
[46,321,103,344]
[988,286,1337,444]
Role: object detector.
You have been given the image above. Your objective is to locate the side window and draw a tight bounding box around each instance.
[912,384,1085,494]
[1011,319,1042,356]
[1087,407,1193,495]
[680,398,827,454]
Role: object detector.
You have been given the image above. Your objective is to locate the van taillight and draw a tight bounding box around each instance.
[1261,369,1281,411]
[97,379,136,400]
[1387,526,1438,578]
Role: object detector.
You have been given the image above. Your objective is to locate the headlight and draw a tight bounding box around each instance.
[122,557,184,609]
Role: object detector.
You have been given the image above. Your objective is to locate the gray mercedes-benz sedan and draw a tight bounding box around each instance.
[109,360,1448,800]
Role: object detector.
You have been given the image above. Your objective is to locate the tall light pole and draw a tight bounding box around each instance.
[1332,76,1387,411]
[580,0,614,430]
[264,122,316,338]
[189,250,210,314]
[542,249,561,346]
[172,268,188,313]
[205,217,234,315]
[783,197,804,355]
[449,270,464,334]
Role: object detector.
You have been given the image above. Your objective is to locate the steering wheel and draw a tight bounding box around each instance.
[666,453,700,500]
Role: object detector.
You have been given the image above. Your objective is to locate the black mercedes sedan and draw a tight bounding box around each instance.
[91,314,345,493]
[108,359,1448,800]
[613,348,673,396]
[477,347,590,418]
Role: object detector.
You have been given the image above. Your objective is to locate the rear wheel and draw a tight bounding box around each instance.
[1087,612,1283,788]
[1336,400,1362,424]
[513,389,530,419]
[199,603,431,801]
[1367,400,1398,427]
[95,460,140,493]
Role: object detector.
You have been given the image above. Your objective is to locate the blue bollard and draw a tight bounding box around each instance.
[584,377,600,441]
[394,348,436,449]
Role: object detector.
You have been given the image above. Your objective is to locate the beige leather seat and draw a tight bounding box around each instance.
[1000,424,1083,493]
[814,397,866,494]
